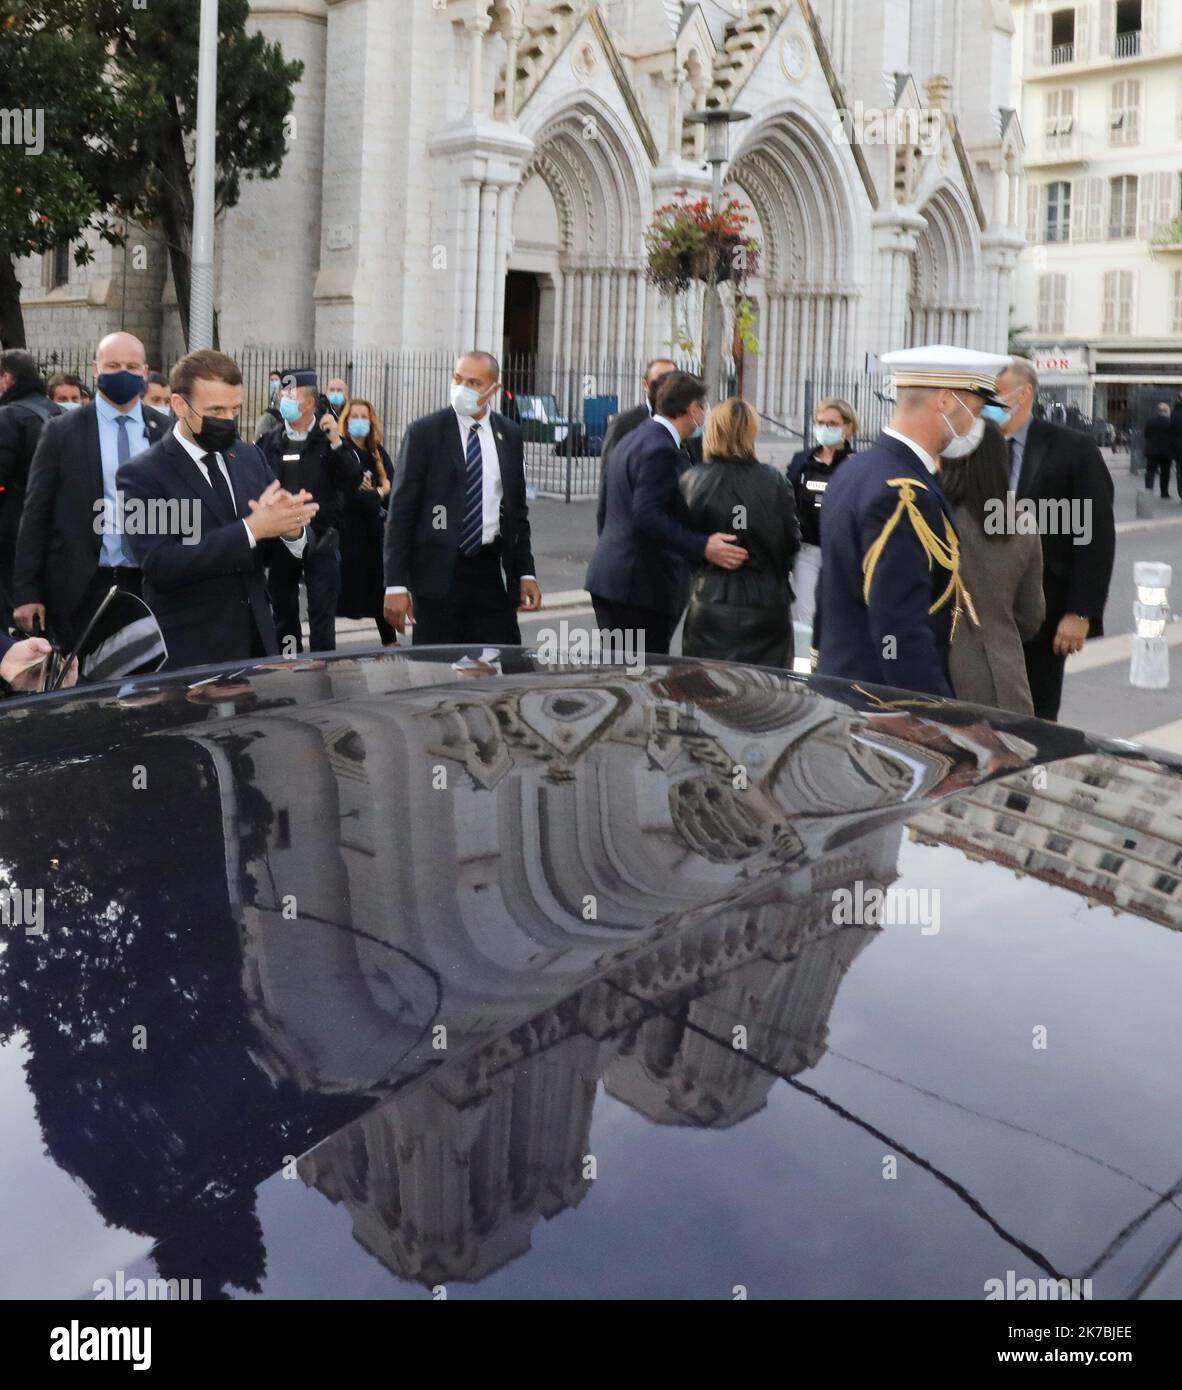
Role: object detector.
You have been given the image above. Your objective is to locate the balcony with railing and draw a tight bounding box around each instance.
[1115,30,1142,58]
[1051,42,1075,64]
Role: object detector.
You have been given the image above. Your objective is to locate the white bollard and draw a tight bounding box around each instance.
[1130,561,1171,689]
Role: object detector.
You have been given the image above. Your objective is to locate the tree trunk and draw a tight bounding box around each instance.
[0,253,27,348]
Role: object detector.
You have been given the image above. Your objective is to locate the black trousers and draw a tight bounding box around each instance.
[1144,455,1173,499]
[590,595,675,658]
[0,541,14,631]
[412,543,521,646]
[1023,619,1068,722]
[268,538,341,654]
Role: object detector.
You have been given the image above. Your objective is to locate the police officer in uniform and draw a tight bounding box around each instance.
[816,346,1011,699]
[259,369,361,653]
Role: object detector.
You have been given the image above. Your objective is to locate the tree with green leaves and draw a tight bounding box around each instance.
[98,0,304,347]
[0,4,134,346]
[0,1,303,349]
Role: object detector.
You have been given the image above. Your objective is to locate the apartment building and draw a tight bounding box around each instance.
[1013,0,1182,434]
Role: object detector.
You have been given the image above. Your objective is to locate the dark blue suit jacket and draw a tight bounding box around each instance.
[117,432,286,671]
[383,407,535,601]
[816,432,957,698]
[585,417,707,615]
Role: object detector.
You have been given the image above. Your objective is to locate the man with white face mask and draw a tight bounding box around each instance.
[383,352,540,645]
[816,345,1010,698]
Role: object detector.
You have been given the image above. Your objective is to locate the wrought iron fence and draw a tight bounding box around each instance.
[239,348,676,501]
[31,345,694,500]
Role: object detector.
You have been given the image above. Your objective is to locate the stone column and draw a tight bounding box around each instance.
[475,181,499,346]
[503,21,523,119]
[668,65,687,160]
[614,270,629,363]
[633,269,648,366]
[691,76,709,162]
[870,208,926,354]
[459,177,483,347]
[465,13,492,116]
[490,182,515,356]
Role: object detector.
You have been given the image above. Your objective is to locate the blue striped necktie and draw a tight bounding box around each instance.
[460,422,484,556]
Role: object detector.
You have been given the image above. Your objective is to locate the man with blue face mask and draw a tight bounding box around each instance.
[816,344,1010,698]
[383,352,540,645]
[13,331,169,648]
[258,370,361,653]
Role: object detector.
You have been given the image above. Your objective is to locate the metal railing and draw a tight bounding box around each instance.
[1050,42,1075,65]
[33,346,708,502]
[1115,30,1141,58]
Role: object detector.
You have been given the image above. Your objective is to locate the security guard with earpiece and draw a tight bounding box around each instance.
[815,345,1011,699]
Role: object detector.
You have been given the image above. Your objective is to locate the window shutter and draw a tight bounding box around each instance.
[1038,274,1053,333]
[1070,176,1086,241]
[1144,0,1157,53]
[1052,275,1067,336]
[1027,183,1044,243]
[1137,173,1155,239]
[1098,0,1114,55]
[1118,272,1135,336]
[1153,170,1176,235]
[1108,80,1121,145]
[1172,269,1182,334]
[1076,1,1091,61]
[1034,11,1050,65]
[1101,270,1117,333]
[1045,88,1059,144]
[1086,177,1106,241]
[1128,79,1142,144]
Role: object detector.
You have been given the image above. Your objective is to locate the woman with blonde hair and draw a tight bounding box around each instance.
[337,397,397,644]
[786,396,858,652]
[677,397,801,667]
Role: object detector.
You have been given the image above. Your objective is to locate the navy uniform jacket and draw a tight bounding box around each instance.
[586,416,707,615]
[817,432,969,699]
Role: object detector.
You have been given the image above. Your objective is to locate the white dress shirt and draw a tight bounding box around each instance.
[172,424,306,557]
[385,407,535,595]
[883,426,937,475]
[652,415,683,447]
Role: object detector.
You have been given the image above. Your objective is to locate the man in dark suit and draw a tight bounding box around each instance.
[585,370,747,657]
[0,349,59,629]
[599,357,703,477]
[259,369,360,653]
[383,351,540,645]
[117,350,317,671]
[1143,402,1176,499]
[818,346,1011,697]
[13,332,168,648]
[995,357,1116,721]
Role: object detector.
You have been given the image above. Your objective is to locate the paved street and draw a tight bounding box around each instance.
[331,450,1182,753]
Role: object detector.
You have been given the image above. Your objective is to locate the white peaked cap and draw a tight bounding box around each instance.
[880,345,1013,401]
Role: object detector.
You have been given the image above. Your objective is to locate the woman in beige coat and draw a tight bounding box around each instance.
[940,421,1045,716]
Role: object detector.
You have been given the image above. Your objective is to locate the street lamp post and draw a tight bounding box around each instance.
[189,0,219,351]
[684,108,750,402]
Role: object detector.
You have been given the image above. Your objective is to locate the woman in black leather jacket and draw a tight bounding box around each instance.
[677,398,801,667]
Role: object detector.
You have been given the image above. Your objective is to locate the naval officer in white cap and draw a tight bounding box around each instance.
[815,345,1011,698]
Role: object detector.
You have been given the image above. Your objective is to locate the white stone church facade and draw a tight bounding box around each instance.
[18,0,1026,427]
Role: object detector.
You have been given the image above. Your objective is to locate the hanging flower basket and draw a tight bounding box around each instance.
[645,193,761,297]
